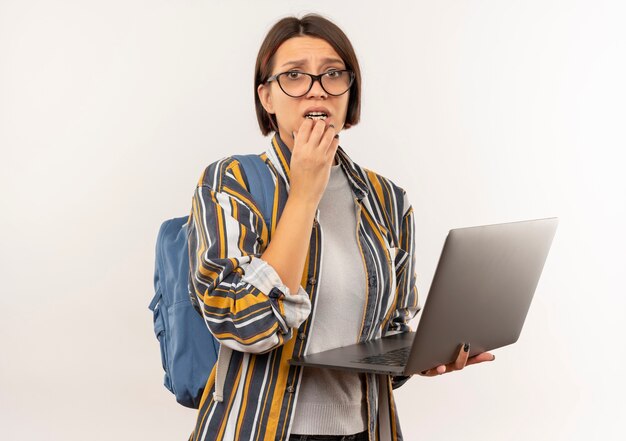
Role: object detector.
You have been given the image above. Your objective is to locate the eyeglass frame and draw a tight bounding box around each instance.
[265,69,355,98]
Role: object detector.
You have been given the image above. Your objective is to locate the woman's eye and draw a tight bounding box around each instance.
[326,70,342,78]
[286,71,302,80]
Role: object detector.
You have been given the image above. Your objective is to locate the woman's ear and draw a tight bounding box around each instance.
[257,83,274,114]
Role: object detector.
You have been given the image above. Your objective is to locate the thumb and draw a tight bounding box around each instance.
[454,343,470,370]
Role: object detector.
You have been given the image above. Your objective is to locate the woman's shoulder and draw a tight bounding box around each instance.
[359,165,410,209]
[362,166,407,194]
[341,148,407,198]
[195,153,265,192]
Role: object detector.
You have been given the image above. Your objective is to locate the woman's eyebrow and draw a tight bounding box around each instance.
[280,57,345,68]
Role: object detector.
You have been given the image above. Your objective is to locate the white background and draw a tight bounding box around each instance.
[1,1,624,440]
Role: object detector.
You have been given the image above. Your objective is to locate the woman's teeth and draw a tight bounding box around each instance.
[305,112,327,120]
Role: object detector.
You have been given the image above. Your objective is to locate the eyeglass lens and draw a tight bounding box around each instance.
[278,71,352,97]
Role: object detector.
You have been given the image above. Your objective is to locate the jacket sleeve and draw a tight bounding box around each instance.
[187,158,311,354]
[386,190,420,389]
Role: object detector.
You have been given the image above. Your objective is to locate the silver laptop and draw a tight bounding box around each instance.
[290,217,558,376]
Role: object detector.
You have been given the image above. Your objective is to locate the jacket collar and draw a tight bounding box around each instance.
[265,132,369,201]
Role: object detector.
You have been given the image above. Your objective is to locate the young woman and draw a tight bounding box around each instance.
[187,13,494,441]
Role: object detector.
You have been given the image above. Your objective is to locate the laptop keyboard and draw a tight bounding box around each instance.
[355,347,411,366]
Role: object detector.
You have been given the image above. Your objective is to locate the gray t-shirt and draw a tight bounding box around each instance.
[290,162,368,435]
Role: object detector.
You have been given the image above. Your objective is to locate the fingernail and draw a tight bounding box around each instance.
[292,131,295,139]
[463,343,470,352]
[492,355,496,361]
[334,134,339,139]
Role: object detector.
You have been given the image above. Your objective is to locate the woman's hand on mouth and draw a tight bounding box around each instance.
[288,118,339,207]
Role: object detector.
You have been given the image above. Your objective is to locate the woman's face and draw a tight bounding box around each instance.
[257,36,350,150]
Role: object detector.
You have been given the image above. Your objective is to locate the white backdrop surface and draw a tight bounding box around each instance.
[1,1,624,440]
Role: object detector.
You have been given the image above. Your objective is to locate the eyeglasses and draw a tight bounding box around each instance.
[266,70,355,98]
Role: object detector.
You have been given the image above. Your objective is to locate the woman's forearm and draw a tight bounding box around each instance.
[260,195,317,294]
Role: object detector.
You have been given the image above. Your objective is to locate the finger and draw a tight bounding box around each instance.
[320,124,337,153]
[306,119,327,148]
[296,118,315,145]
[466,352,496,366]
[420,364,446,377]
[453,343,470,370]
[327,134,339,161]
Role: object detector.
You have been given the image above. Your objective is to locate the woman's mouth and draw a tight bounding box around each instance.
[304,112,328,121]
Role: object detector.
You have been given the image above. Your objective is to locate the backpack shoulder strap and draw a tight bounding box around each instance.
[232,154,275,228]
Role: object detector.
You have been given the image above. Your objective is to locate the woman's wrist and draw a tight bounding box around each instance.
[286,190,320,214]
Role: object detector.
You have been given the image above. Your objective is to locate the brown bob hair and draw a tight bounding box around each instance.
[254,14,362,136]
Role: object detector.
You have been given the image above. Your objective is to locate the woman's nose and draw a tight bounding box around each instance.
[306,77,328,98]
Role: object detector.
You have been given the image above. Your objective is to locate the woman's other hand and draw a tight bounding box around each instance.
[418,343,496,377]
[288,118,339,207]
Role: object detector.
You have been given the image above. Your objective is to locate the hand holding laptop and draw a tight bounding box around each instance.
[418,343,496,377]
